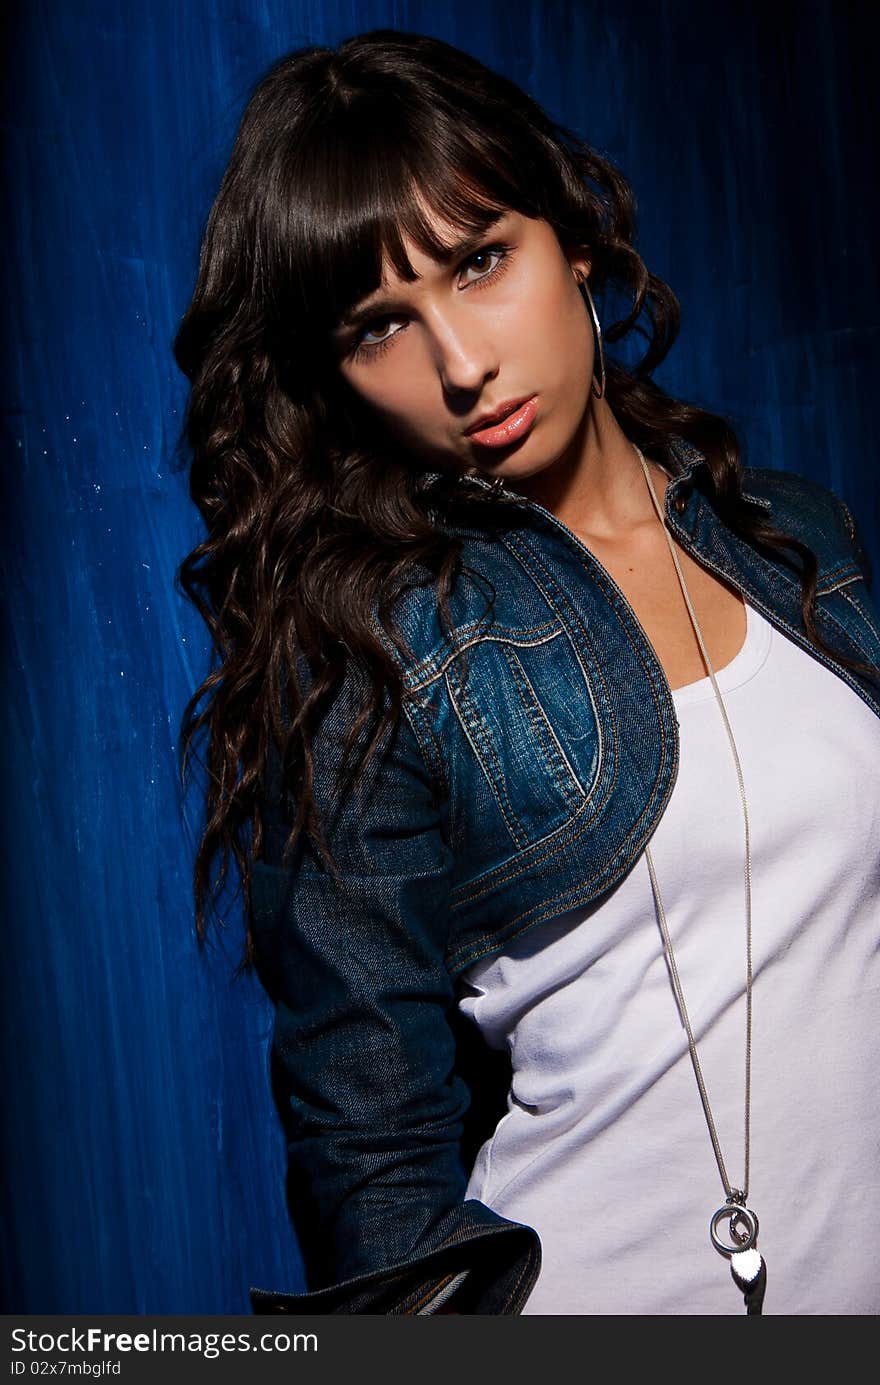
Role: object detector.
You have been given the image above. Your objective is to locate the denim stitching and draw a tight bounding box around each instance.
[839,498,857,540]
[409,480,683,910]
[447,728,610,911]
[673,504,876,671]
[446,742,676,974]
[501,642,590,805]
[497,540,612,818]
[816,561,862,589]
[404,618,560,686]
[428,1222,541,1313]
[677,503,855,604]
[827,587,880,662]
[447,532,673,916]
[666,496,802,599]
[404,1271,457,1314]
[503,535,609,772]
[662,506,880,710]
[445,515,879,964]
[418,705,446,785]
[424,1229,540,1312]
[504,1249,539,1313]
[411,483,874,973]
[402,695,448,801]
[407,622,562,693]
[664,499,880,707]
[445,664,530,850]
[445,557,677,962]
[838,585,874,619]
[435,576,612,873]
[817,571,863,595]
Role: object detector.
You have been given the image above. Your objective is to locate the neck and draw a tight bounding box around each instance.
[506,398,670,542]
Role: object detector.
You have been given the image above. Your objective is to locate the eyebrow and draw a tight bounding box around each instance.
[336,213,507,332]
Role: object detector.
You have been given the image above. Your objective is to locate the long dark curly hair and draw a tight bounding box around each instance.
[172,28,877,967]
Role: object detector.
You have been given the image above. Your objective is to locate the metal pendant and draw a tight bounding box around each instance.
[710,1199,767,1315]
[730,1246,767,1314]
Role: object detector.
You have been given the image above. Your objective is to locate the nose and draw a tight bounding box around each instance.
[425,307,499,400]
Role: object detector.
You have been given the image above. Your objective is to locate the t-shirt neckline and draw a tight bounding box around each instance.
[670,599,772,709]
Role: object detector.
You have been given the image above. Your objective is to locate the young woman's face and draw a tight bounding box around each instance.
[333,207,595,484]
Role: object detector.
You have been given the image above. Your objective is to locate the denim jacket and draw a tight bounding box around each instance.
[247,437,879,1315]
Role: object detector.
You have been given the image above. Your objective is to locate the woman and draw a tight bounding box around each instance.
[173,29,880,1315]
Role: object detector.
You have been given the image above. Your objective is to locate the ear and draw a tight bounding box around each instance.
[567,247,592,284]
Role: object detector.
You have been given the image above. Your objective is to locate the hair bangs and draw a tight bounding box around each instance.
[277,100,542,356]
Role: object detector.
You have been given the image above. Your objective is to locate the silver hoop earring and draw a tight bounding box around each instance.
[578,279,606,400]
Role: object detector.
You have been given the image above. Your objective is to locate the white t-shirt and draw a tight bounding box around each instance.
[458,599,880,1314]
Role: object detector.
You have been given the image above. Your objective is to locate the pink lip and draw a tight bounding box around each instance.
[466,395,538,449]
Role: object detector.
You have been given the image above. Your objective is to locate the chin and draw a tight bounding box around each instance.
[509,443,568,484]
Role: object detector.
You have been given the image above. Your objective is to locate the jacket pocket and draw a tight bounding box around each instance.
[412,621,603,855]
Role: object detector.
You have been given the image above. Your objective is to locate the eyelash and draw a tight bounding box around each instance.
[349,243,515,363]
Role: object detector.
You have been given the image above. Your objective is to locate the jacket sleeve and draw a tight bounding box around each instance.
[247,670,541,1315]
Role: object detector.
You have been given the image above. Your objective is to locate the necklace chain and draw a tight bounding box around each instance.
[634,444,753,1205]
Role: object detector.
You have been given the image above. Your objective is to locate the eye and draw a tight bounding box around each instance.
[458,246,508,288]
[359,315,406,348]
[345,242,514,364]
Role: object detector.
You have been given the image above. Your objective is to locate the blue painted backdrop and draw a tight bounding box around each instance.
[2,0,877,1312]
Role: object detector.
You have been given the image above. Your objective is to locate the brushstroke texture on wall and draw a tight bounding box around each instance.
[1,0,877,1312]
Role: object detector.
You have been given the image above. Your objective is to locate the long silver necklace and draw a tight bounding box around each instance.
[634,443,767,1315]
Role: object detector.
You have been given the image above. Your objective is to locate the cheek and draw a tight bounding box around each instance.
[506,263,592,370]
[342,362,439,444]
[549,274,593,361]
[516,266,594,449]
[340,358,408,416]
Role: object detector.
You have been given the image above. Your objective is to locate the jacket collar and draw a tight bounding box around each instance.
[666,435,711,483]
[416,435,710,504]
